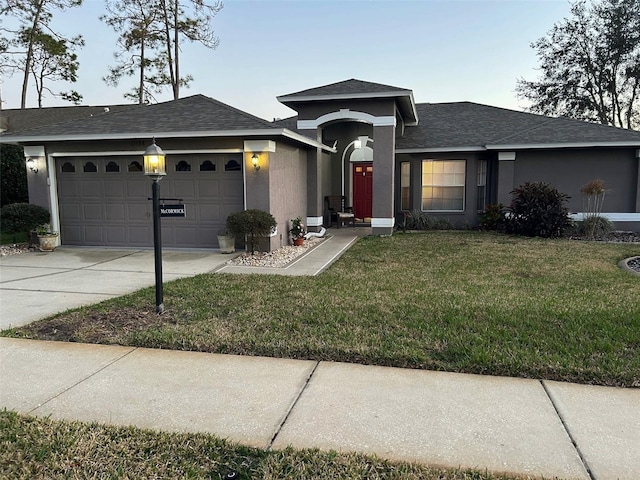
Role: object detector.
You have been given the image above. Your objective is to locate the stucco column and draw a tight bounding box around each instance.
[299,127,324,231]
[305,148,324,231]
[635,149,640,212]
[372,124,395,235]
[497,151,516,206]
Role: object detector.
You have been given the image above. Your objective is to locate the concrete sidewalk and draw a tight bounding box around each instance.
[2,337,639,479]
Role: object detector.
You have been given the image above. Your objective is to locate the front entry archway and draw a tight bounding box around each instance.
[352,162,373,219]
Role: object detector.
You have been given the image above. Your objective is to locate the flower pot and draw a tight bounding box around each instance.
[217,234,235,254]
[38,234,58,252]
[293,238,304,246]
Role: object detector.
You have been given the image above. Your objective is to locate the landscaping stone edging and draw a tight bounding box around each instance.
[618,256,640,277]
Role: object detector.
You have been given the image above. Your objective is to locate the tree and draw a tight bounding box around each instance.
[28,30,83,106]
[101,0,222,102]
[156,0,223,100]
[100,0,164,104]
[516,0,640,130]
[0,0,84,108]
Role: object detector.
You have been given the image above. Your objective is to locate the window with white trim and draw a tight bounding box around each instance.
[477,159,487,211]
[421,159,465,211]
[400,162,411,210]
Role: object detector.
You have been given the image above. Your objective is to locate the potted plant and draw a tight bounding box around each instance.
[289,217,306,246]
[216,228,235,254]
[226,209,277,254]
[36,224,59,251]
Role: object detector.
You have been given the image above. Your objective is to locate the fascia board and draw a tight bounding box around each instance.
[277,90,413,104]
[0,128,335,152]
[396,146,485,153]
[486,141,640,150]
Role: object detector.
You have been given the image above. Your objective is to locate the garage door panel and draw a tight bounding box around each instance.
[81,181,103,197]
[61,225,83,244]
[129,226,151,245]
[106,227,126,243]
[175,227,198,246]
[84,226,103,243]
[173,179,196,198]
[58,180,81,197]
[106,204,125,221]
[104,180,124,197]
[60,203,82,221]
[128,203,149,221]
[198,179,220,197]
[83,204,103,221]
[200,204,220,221]
[126,180,148,197]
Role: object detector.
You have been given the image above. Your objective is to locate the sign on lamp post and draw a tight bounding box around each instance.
[143,139,166,314]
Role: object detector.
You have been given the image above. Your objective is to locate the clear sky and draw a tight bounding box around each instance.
[1,0,572,121]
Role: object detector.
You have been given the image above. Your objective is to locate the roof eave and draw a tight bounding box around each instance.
[0,128,335,152]
[396,146,486,153]
[486,141,640,150]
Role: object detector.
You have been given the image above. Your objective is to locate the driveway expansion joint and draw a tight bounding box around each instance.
[267,361,320,450]
[28,346,139,415]
[541,380,595,480]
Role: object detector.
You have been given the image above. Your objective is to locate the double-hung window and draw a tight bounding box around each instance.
[421,159,465,211]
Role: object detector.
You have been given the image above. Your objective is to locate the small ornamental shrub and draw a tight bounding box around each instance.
[404,209,452,230]
[0,203,50,235]
[226,209,277,254]
[506,182,572,238]
[580,179,608,238]
[577,216,614,238]
[478,204,506,231]
[288,217,306,240]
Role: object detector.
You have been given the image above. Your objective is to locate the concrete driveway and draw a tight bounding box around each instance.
[0,247,231,330]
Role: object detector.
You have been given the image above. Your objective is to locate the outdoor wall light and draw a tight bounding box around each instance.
[251,153,260,171]
[26,157,38,173]
[143,139,166,179]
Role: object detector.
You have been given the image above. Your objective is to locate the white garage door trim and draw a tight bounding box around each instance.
[50,149,246,248]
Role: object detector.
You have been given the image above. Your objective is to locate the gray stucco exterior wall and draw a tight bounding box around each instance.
[513,148,639,213]
[267,143,307,248]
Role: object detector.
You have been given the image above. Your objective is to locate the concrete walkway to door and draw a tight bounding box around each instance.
[0,228,365,330]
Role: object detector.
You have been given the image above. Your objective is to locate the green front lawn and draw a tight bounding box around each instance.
[0,410,533,480]
[4,232,640,387]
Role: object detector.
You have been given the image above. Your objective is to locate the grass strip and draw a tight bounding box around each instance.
[0,410,537,479]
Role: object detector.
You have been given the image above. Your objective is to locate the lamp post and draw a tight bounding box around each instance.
[143,139,167,314]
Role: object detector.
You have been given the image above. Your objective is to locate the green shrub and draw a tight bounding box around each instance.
[478,204,506,231]
[226,209,277,254]
[0,145,28,207]
[404,209,452,230]
[577,215,614,238]
[0,203,50,235]
[506,182,572,238]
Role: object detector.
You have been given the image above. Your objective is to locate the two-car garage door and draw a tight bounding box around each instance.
[56,154,244,248]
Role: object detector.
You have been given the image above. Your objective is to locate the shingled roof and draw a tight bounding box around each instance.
[395,102,640,151]
[1,95,274,140]
[0,104,137,135]
[278,78,412,99]
[277,79,418,125]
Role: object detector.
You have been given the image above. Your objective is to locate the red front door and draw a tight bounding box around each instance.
[353,162,373,219]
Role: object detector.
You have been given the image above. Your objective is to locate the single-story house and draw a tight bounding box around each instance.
[2,78,640,250]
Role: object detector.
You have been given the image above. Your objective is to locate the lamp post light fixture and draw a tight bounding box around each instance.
[251,153,260,171]
[143,139,167,313]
